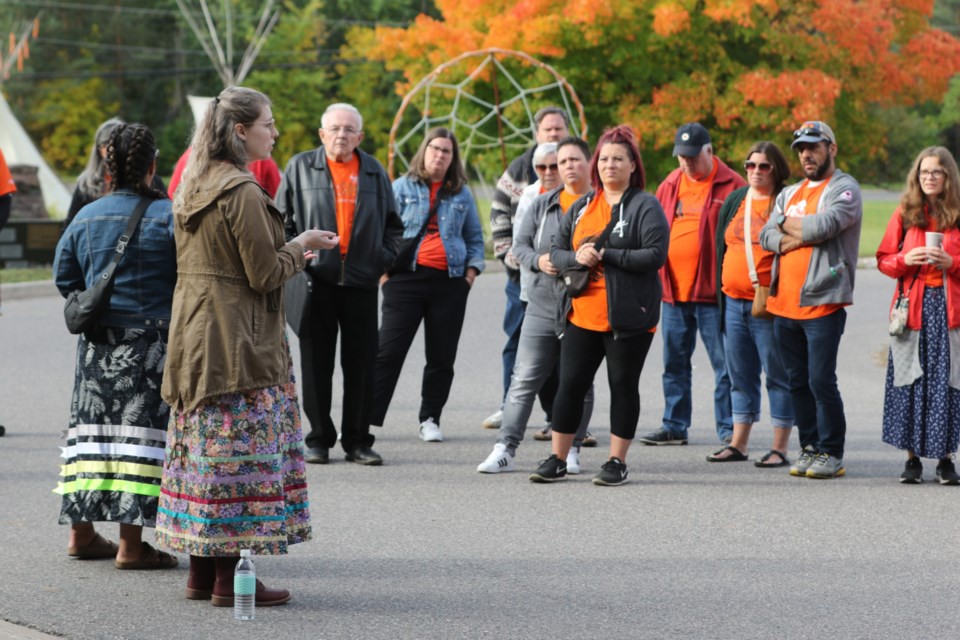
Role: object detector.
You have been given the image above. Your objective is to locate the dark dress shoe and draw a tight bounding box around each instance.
[344,446,383,466]
[304,446,329,464]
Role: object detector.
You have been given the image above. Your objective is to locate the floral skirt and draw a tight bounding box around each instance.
[55,328,170,526]
[155,369,312,557]
[882,286,960,459]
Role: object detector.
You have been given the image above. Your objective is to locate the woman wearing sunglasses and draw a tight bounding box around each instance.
[711,141,795,465]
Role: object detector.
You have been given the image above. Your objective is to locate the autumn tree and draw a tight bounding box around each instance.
[358,0,960,182]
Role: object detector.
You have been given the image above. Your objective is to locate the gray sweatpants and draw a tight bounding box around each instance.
[498,312,593,453]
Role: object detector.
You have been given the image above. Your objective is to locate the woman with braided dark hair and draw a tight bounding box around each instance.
[63,117,167,229]
[53,123,178,569]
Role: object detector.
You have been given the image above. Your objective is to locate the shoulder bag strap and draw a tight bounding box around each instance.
[743,190,760,288]
[593,188,636,251]
[98,197,152,285]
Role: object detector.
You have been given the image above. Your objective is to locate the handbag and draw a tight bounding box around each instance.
[889,270,918,336]
[561,190,633,298]
[387,190,441,276]
[284,269,314,338]
[63,197,151,335]
[743,191,774,320]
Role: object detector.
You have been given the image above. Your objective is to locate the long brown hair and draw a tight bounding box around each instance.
[744,141,790,217]
[899,146,960,231]
[175,87,270,210]
[406,127,467,193]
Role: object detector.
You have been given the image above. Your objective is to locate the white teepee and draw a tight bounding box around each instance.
[0,90,71,216]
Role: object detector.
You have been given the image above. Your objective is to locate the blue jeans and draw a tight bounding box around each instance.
[661,301,732,441]
[773,309,847,458]
[722,296,793,427]
[501,278,526,397]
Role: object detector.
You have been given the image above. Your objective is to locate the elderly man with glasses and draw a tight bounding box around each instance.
[277,102,403,467]
[759,120,863,479]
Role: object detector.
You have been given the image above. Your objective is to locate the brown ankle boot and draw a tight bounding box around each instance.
[210,557,291,607]
[185,556,216,600]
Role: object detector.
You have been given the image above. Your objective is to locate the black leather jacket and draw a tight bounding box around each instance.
[277,146,403,289]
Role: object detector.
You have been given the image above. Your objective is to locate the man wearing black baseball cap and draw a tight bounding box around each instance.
[639,123,745,447]
[759,119,862,479]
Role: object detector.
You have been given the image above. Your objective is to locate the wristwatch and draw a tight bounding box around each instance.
[776,214,787,230]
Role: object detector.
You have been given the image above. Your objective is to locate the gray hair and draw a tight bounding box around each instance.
[702,143,714,155]
[533,106,570,128]
[76,117,126,199]
[532,142,558,166]
[321,103,363,131]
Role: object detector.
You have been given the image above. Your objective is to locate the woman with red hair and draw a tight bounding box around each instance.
[530,125,669,486]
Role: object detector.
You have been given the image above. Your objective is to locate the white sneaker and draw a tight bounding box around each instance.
[481,410,503,430]
[477,443,515,473]
[566,448,581,475]
[419,418,444,442]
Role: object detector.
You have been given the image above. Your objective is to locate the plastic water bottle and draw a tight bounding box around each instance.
[234,550,256,621]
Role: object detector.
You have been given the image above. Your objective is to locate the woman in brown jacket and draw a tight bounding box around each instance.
[156,87,337,607]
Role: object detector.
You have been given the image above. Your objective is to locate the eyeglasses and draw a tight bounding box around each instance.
[245,120,277,129]
[427,144,453,156]
[535,163,559,172]
[919,168,947,179]
[744,161,772,172]
[324,125,359,136]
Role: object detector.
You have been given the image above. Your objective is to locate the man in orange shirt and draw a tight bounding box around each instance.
[278,103,403,467]
[640,123,746,446]
[759,120,862,479]
[0,149,15,436]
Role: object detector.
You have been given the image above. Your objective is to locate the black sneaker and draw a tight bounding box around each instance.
[529,454,567,483]
[592,457,629,486]
[637,429,688,446]
[935,457,960,485]
[899,457,922,484]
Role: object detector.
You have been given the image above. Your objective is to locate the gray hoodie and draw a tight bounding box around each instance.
[512,187,571,320]
[759,169,862,306]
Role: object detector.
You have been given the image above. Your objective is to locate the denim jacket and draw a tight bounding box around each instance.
[392,176,486,277]
[54,191,177,330]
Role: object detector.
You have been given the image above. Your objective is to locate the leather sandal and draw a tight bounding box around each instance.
[115,541,179,570]
[68,532,119,559]
[706,445,748,462]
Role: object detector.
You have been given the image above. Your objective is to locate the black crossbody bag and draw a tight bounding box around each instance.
[560,189,635,297]
[63,197,150,336]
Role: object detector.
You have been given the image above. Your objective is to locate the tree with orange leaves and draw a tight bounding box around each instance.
[356,0,960,180]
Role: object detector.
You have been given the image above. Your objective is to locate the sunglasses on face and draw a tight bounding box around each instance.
[744,161,772,172]
[535,163,559,172]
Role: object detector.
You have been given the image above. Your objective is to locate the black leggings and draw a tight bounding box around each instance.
[552,323,654,440]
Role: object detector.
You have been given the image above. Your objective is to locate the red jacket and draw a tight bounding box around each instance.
[876,206,960,329]
[656,158,746,304]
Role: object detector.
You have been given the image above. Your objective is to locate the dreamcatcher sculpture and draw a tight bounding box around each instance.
[388,49,587,181]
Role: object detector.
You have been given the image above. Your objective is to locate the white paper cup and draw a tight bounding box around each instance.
[926,232,944,263]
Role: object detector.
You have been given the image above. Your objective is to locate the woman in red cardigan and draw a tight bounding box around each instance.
[877,146,960,485]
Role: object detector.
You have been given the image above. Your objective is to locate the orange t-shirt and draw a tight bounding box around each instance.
[559,189,579,214]
[766,178,843,319]
[328,154,360,256]
[0,150,16,197]
[416,181,448,271]
[721,194,774,300]
[668,157,719,301]
[569,194,612,332]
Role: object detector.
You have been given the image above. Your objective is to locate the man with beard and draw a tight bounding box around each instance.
[759,120,862,479]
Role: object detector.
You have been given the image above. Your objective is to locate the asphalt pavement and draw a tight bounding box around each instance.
[1,264,959,640]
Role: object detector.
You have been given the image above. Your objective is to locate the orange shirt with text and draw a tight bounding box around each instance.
[668,158,719,301]
[328,154,360,256]
[766,179,843,319]
[721,194,774,300]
